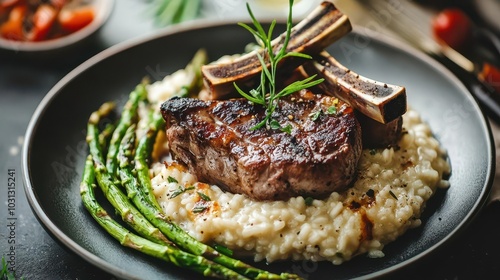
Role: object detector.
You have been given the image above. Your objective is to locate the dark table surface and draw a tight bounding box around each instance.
[1,1,500,279]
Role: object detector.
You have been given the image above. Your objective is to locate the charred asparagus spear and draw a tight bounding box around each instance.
[105,82,148,178]
[134,110,165,211]
[120,99,301,279]
[80,155,249,280]
[87,102,169,245]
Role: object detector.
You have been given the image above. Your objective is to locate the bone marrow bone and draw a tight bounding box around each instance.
[303,51,407,124]
[201,1,352,99]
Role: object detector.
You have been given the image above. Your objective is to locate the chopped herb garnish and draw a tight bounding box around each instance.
[281,124,292,134]
[369,149,377,155]
[234,0,324,131]
[197,192,211,201]
[309,110,322,121]
[304,197,314,206]
[192,205,208,213]
[170,185,195,199]
[167,176,178,183]
[269,120,292,134]
[327,106,337,115]
[270,120,281,130]
[389,190,398,200]
[214,244,234,256]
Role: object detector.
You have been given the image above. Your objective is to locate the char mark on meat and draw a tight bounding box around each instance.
[161,89,362,201]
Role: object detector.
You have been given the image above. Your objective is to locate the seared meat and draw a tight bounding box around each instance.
[160,89,362,201]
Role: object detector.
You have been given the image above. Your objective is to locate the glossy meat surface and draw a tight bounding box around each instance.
[161,90,362,200]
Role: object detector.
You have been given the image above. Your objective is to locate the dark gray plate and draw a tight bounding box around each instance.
[22,21,495,279]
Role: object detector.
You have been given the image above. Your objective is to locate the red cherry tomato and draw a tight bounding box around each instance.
[58,6,94,33]
[29,4,58,41]
[432,8,472,50]
[0,5,26,41]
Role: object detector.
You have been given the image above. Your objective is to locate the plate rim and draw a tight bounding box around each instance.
[21,19,496,280]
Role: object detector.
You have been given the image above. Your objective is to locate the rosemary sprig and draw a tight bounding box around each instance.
[234,0,324,130]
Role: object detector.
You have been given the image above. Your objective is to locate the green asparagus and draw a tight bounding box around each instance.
[80,155,249,280]
[81,48,303,278]
[134,110,165,210]
[106,82,148,178]
[87,103,169,245]
[134,48,207,210]
[122,105,301,279]
[98,122,116,150]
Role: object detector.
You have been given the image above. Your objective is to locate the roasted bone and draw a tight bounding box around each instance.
[303,51,407,124]
[356,112,403,148]
[201,1,352,99]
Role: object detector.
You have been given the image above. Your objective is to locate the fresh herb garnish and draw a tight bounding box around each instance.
[167,176,179,183]
[327,106,337,115]
[281,124,292,134]
[270,119,281,130]
[309,110,322,121]
[234,0,324,131]
[197,192,211,201]
[192,205,208,213]
[170,185,195,199]
[269,120,292,133]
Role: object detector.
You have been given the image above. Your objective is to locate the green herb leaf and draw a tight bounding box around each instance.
[281,124,292,134]
[167,176,178,183]
[170,185,195,199]
[327,106,337,115]
[270,120,281,130]
[192,205,208,213]
[309,110,322,121]
[235,0,323,130]
[234,83,264,105]
[197,192,211,201]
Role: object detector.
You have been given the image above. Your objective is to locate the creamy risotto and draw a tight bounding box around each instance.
[147,67,451,265]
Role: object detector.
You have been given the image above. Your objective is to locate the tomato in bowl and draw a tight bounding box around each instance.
[0,0,113,52]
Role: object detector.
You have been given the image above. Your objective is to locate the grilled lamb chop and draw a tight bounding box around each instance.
[161,89,362,201]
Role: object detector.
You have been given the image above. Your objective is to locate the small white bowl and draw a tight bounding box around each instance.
[0,0,114,52]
